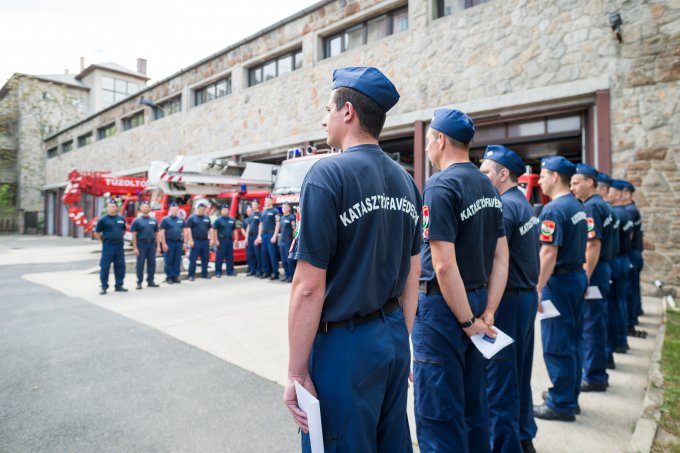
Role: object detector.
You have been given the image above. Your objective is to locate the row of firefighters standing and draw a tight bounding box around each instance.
[93,196,297,294]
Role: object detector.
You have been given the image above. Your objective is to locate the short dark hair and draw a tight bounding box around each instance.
[548,169,571,187]
[489,160,518,183]
[333,87,386,139]
[584,175,598,188]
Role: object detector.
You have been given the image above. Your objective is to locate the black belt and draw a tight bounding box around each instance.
[419,280,486,295]
[218,236,233,239]
[138,238,154,243]
[503,287,533,297]
[194,237,208,241]
[553,266,583,274]
[318,298,400,333]
[167,238,182,242]
[104,240,123,244]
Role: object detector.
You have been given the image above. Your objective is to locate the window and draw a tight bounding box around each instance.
[122,111,145,131]
[102,76,140,106]
[61,140,73,153]
[97,123,116,140]
[154,96,182,120]
[435,0,492,18]
[323,7,408,59]
[47,147,58,158]
[77,133,93,147]
[248,49,303,87]
[195,77,232,106]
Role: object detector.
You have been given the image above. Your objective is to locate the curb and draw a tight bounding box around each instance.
[627,303,667,453]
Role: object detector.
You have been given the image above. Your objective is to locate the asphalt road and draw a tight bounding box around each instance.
[0,238,297,453]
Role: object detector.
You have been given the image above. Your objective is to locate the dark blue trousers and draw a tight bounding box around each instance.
[486,289,538,453]
[260,233,279,277]
[608,255,630,351]
[135,241,157,284]
[188,239,209,278]
[215,239,234,276]
[301,309,412,452]
[541,270,587,416]
[279,241,292,279]
[627,250,643,325]
[581,260,611,386]
[246,235,260,274]
[163,240,183,279]
[100,241,125,289]
[413,289,490,453]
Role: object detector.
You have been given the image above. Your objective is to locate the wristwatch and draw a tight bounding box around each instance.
[459,316,476,328]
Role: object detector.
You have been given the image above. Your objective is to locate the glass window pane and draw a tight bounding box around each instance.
[547,115,581,134]
[327,36,342,58]
[127,82,139,94]
[154,108,165,120]
[439,0,465,17]
[114,78,126,93]
[102,90,114,105]
[508,119,545,138]
[102,76,114,90]
[471,0,492,5]
[294,51,303,70]
[392,8,409,33]
[367,15,389,43]
[225,78,232,95]
[195,90,204,106]
[344,24,364,51]
[205,84,216,102]
[474,124,506,142]
[250,68,262,86]
[216,79,228,97]
[263,60,277,81]
[278,54,292,76]
[114,92,126,102]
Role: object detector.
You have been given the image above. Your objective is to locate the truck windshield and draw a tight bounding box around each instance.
[272,159,320,195]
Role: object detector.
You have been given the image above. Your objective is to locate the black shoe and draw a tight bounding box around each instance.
[280,277,288,282]
[615,345,628,354]
[533,403,575,421]
[136,283,142,290]
[115,287,128,292]
[173,277,181,284]
[541,390,549,401]
[148,282,159,288]
[581,381,607,392]
[287,278,293,283]
[100,288,107,295]
[607,360,616,370]
[215,274,222,278]
[228,272,237,277]
[521,439,536,453]
[575,403,581,415]
[246,272,255,276]
[259,274,268,279]
[270,275,279,280]
[165,278,175,284]
[201,275,211,279]
[542,391,580,414]
[188,277,195,281]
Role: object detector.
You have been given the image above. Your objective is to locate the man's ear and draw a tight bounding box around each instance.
[344,101,355,123]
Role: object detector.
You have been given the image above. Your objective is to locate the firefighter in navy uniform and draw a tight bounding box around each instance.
[533,156,587,422]
[278,202,296,283]
[159,202,185,284]
[414,110,508,453]
[184,201,212,281]
[623,181,646,336]
[257,196,281,280]
[480,145,540,453]
[212,204,237,277]
[130,200,160,290]
[284,67,422,452]
[246,202,263,277]
[608,180,634,354]
[570,164,614,393]
[94,199,128,294]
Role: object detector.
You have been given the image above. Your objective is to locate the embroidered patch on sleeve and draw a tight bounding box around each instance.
[540,220,556,242]
[422,205,430,240]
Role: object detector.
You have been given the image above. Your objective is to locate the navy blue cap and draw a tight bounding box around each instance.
[622,180,636,192]
[220,203,229,209]
[610,179,627,191]
[575,163,598,179]
[483,145,526,177]
[195,200,208,207]
[139,200,150,206]
[332,67,400,112]
[169,202,179,207]
[106,198,118,205]
[596,172,612,185]
[541,156,576,177]
[430,109,475,144]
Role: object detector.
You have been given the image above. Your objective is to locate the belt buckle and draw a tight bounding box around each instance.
[319,322,328,333]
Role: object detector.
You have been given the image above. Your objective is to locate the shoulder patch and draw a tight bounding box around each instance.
[587,217,594,231]
[540,220,556,242]
[422,205,430,240]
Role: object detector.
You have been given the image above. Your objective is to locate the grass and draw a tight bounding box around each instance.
[653,310,680,453]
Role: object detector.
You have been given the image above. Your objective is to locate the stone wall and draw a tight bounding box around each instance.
[43,0,680,292]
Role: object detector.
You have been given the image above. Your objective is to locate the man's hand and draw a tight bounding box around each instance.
[134,247,139,256]
[463,318,497,338]
[271,236,277,244]
[161,243,168,253]
[283,374,316,433]
[156,246,161,255]
[255,236,262,246]
[480,311,495,329]
[188,240,194,248]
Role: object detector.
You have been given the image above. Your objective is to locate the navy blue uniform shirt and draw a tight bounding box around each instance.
[538,193,587,269]
[214,216,236,239]
[95,215,126,242]
[248,212,261,236]
[160,215,185,241]
[612,205,634,254]
[280,214,295,242]
[130,215,158,241]
[625,202,643,251]
[292,144,422,322]
[420,162,505,290]
[608,206,621,257]
[261,208,280,234]
[583,194,614,261]
[185,214,211,240]
[501,186,540,289]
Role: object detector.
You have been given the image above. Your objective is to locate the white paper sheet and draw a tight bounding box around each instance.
[585,285,603,300]
[294,380,324,453]
[537,299,560,320]
[470,326,514,359]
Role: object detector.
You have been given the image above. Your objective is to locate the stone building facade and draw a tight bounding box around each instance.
[42,0,679,294]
